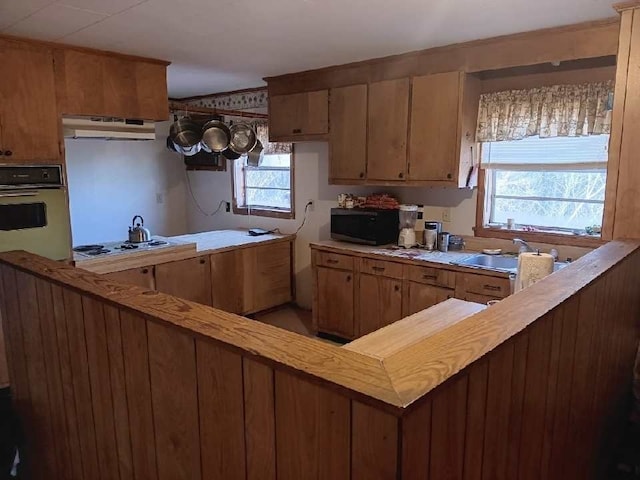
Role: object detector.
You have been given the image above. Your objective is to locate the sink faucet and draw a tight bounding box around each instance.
[513,238,534,253]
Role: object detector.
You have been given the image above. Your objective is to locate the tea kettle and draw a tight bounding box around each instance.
[128,215,151,243]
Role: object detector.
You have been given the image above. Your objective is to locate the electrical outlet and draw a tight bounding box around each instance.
[307,199,314,211]
[225,202,231,212]
[442,208,452,222]
[156,193,164,204]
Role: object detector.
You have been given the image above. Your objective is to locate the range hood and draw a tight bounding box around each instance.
[63,117,156,140]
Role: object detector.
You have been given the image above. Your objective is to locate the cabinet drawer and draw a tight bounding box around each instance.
[360,258,403,279]
[316,251,354,270]
[406,265,456,288]
[458,273,511,298]
[464,292,502,305]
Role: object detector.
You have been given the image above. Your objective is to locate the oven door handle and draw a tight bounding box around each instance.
[0,191,39,198]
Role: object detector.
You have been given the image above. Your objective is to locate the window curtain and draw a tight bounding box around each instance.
[476,81,614,142]
[252,120,292,155]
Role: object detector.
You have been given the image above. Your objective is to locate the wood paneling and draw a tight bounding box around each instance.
[275,372,350,480]
[156,256,212,306]
[243,359,276,480]
[120,311,158,480]
[0,40,60,163]
[196,341,246,480]
[329,84,368,182]
[147,321,201,480]
[352,401,398,480]
[367,78,410,181]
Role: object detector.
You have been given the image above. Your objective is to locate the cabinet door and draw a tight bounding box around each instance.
[405,281,454,317]
[135,62,169,121]
[358,273,403,336]
[316,267,355,338]
[54,49,105,116]
[210,250,245,314]
[155,257,212,306]
[269,90,328,140]
[103,56,138,119]
[329,84,367,182]
[104,266,155,289]
[409,72,461,182]
[367,78,410,181]
[0,41,60,163]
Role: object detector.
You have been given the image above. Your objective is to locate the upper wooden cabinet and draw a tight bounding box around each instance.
[367,78,410,182]
[329,84,368,182]
[54,49,169,121]
[409,71,480,185]
[0,39,61,163]
[269,90,329,141]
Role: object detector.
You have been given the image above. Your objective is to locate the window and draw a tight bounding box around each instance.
[481,135,608,234]
[232,150,294,218]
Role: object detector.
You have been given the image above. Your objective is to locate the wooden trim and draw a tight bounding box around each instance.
[0,33,170,65]
[173,86,267,102]
[614,1,640,12]
[169,101,269,119]
[264,18,620,95]
[230,146,295,220]
[474,227,606,248]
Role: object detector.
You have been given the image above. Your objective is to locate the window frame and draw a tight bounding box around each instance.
[475,144,607,248]
[230,146,295,219]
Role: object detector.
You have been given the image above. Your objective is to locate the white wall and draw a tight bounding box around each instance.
[186,142,478,309]
[66,121,188,245]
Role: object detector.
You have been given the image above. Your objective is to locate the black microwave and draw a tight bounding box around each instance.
[330,208,399,245]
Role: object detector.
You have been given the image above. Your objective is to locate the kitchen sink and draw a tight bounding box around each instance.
[455,254,567,273]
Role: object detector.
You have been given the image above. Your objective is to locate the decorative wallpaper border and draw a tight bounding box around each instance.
[185,88,267,110]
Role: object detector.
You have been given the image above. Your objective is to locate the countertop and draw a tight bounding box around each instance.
[74,229,295,274]
[311,240,512,277]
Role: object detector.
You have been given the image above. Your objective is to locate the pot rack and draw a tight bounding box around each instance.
[169,100,268,120]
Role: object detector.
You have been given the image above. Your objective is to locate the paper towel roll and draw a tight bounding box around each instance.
[514,252,554,292]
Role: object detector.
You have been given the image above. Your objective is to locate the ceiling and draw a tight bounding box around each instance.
[1,0,617,98]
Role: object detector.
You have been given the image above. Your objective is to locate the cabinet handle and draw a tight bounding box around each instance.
[0,150,3,156]
[359,172,364,178]
[346,275,352,282]
[372,266,386,272]
[142,268,149,274]
[199,258,206,265]
[447,173,452,179]
[4,150,12,157]
[422,274,437,280]
[447,294,452,299]
[394,285,400,292]
[398,172,404,179]
[483,284,501,292]
[292,128,302,134]
[326,259,339,265]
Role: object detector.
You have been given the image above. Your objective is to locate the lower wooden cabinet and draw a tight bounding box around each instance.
[104,266,155,290]
[210,249,245,314]
[358,273,403,336]
[155,256,212,306]
[404,282,454,317]
[316,267,355,338]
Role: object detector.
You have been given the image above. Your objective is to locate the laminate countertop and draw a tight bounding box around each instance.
[74,229,295,274]
[311,240,513,278]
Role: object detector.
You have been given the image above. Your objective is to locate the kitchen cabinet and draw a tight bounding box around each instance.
[358,273,403,336]
[367,78,410,181]
[156,256,212,306]
[408,72,481,186]
[404,282,454,317]
[104,266,155,290]
[0,39,60,163]
[329,84,368,182]
[269,90,329,141]
[454,272,511,300]
[210,241,293,315]
[54,49,169,121]
[316,267,355,338]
